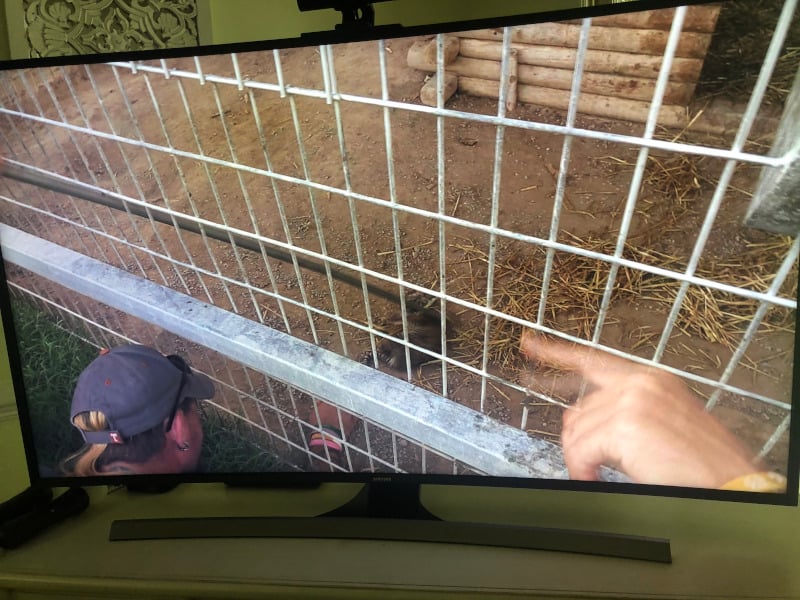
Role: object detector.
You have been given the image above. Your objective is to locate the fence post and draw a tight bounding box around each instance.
[745,68,800,235]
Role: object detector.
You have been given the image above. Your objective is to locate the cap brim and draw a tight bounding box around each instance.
[181,370,215,401]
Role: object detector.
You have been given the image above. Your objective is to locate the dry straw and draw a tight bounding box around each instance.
[451,234,794,375]
[448,147,796,377]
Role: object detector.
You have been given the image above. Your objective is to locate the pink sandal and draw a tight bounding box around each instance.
[308,426,347,470]
[309,426,343,452]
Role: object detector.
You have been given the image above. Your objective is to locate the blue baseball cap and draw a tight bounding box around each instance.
[70,344,215,444]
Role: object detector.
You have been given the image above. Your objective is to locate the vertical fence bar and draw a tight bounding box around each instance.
[242,89,294,332]
[478,26,513,412]
[590,6,687,347]
[231,54,245,91]
[193,56,206,85]
[325,43,379,361]
[319,44,333,105]
[258,377,293,450]
[378,38,413,380]
[536,18,592,328]
[526,18,593,427]
[759,414,791,459]
[361,422,376,473]
[286,89,346,350]
[435,33,449,397]
[242,96,296,334]
[335,406,355,472]
[159,59,171,79]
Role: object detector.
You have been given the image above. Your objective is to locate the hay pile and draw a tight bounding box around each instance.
[449,231,795,375]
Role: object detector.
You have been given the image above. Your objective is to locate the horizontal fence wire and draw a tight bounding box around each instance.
[0,3,797,475]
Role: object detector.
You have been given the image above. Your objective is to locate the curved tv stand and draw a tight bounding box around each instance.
[108,482,671,563]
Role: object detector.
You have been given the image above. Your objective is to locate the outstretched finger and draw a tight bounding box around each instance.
[519,329,630,386]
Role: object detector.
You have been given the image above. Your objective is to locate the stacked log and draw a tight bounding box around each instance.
[408,5,723,131]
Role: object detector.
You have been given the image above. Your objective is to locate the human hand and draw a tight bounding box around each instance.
[519,330,761,488]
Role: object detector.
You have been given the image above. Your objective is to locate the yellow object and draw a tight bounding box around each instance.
[720,472,787,493]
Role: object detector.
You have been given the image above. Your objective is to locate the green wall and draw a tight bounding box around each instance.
[0,305,29,492]
[0,0,9,61]
[0,309,11,411]
[202,0,570,46]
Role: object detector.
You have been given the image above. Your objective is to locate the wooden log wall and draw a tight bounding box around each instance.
[408,4,723,131]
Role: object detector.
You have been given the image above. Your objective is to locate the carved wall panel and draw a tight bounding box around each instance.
[23,0,198,57]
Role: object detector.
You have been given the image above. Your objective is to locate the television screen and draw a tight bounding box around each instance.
[0,0,797,507]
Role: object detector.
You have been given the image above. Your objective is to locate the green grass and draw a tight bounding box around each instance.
[200,409,284,473]
[12,301,97,470]
[11,299,282,475]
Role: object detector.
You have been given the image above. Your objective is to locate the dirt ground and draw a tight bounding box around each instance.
[6,24,796,475]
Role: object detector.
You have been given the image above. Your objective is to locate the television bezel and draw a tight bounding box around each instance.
[0,0,798,508]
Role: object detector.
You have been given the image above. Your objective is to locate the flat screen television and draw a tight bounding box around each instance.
[0,0,798,561]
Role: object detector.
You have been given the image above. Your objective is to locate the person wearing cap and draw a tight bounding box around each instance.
[61,344,215,477]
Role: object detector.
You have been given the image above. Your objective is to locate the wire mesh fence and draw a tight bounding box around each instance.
[0,1,797,476]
